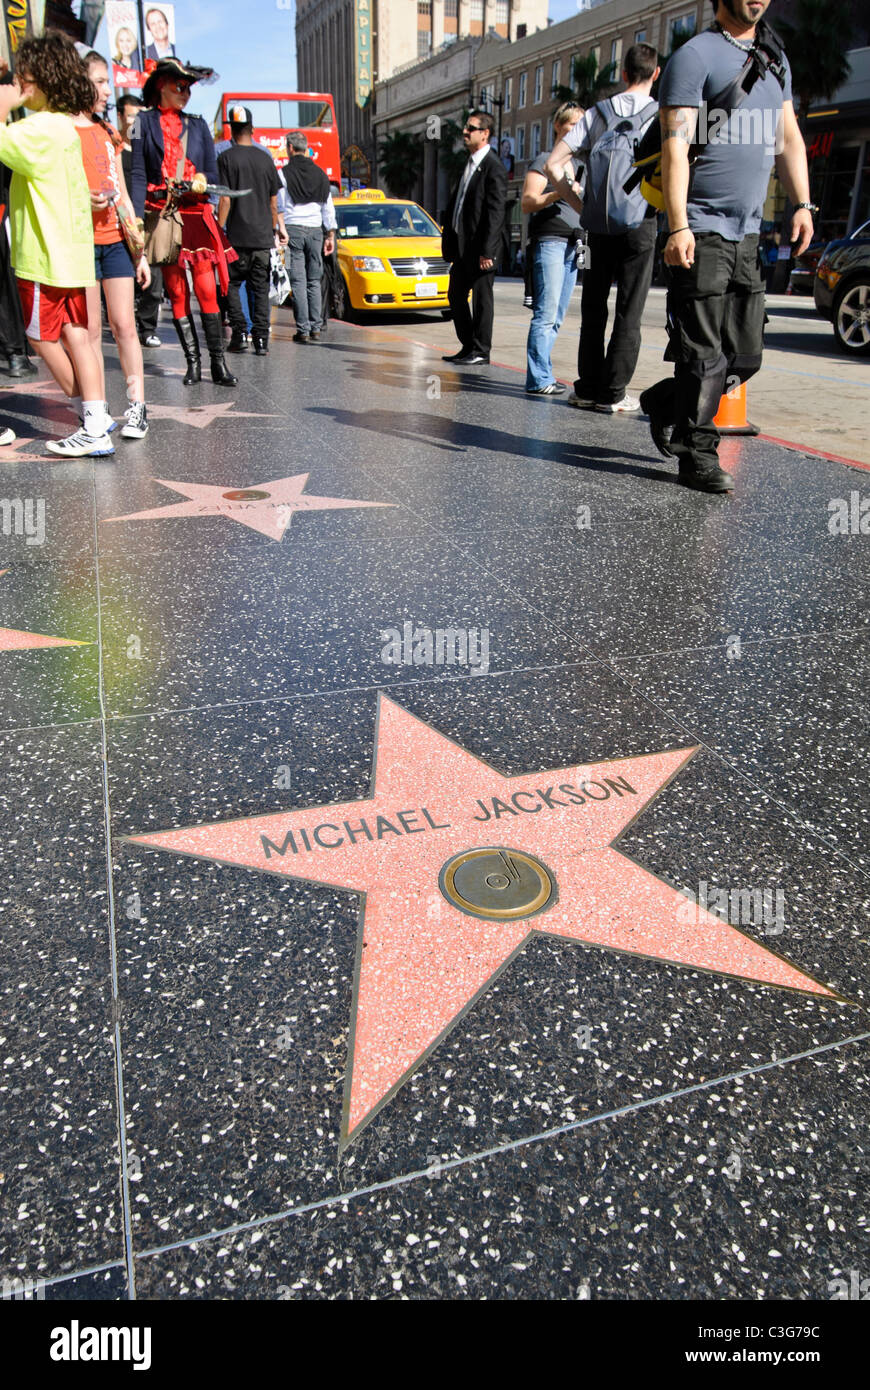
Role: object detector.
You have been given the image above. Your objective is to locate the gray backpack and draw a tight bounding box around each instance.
[581,98,658,236]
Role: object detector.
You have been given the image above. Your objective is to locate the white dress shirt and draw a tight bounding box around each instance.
[452,144,490,232]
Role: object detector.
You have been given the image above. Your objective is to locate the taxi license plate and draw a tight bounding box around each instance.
[415,282,438,298]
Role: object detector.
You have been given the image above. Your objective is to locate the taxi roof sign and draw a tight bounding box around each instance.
[347,189,386,201]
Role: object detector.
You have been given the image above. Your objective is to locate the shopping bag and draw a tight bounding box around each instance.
[269,247,291,305]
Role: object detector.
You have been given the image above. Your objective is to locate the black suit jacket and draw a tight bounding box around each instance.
[442,148,508,266]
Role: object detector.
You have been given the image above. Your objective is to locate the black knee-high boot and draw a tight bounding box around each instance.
[200,312,237,386]
[173,316,201,385]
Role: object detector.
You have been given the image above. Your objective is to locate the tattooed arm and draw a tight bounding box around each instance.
[660,106,698,268]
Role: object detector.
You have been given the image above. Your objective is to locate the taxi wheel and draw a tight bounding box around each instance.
[336,276,357,322]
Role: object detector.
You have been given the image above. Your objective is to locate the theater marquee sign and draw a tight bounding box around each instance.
[354,0,372,107]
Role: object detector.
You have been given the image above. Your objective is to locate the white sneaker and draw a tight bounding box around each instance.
[46,428,115,458]
[121,402,149,439]
[0,426,15,446]
[595,394,640,413]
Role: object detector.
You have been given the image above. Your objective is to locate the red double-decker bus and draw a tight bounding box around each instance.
[214,92,339,180]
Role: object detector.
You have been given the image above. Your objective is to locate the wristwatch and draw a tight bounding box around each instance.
[794,202,819,214]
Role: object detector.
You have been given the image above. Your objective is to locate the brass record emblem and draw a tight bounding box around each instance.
[439,846,556,922]
[222,489,271,501]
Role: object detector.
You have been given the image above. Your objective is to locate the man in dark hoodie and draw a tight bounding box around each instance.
[277,131,336,344]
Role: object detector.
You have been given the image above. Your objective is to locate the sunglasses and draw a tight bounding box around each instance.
[170,81,192,93]
[463,124,485,133]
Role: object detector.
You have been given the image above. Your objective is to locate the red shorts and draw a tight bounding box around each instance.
[16,278,88,343]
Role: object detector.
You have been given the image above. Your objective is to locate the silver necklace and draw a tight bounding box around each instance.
[714,21,755,53]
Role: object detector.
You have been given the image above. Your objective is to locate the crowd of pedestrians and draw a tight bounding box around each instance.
[0,0,814,492]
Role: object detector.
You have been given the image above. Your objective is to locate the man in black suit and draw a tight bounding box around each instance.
[441,111,507,365]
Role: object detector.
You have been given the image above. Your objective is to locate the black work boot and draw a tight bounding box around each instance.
[173,316,201,385]
[200,312,237,386]
[252,332,269,356]
[6,352,38,377]
[678,459,735,493]
[227,328,248,353]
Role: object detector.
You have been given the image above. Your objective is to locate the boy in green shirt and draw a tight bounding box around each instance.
[0,32,115,456]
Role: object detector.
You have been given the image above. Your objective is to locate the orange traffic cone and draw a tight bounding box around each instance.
[714,380,759,436]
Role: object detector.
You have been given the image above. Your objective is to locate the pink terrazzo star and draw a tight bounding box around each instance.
[125,695,839,1147]
[0,573,89,649]
[144,403,281,429]
[102,473,396,541]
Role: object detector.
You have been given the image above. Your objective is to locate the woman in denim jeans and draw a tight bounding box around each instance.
[524,103,583,395]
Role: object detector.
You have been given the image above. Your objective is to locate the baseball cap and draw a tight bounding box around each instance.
[229,105,253,125]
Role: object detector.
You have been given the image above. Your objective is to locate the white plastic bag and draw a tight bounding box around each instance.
[269,247,291,305]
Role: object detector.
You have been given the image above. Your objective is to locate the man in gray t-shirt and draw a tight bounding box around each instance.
[639,0,814,492]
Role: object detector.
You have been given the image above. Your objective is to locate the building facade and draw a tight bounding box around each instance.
[373,0,708,232]
[296,0,548,169]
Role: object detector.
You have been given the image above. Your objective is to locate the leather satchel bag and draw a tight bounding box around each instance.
[143,123,189,266]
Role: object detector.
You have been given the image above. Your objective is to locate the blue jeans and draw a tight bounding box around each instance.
[525,238,578,389]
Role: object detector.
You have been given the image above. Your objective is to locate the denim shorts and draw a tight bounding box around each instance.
[94,240,134,281]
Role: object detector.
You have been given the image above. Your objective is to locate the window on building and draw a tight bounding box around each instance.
[551,59,561,92]
[516,125,526,160]
[610,38,622,71]
[533,64,543,104]
[504,76,512,112]
[668,13,697,49]
[530,122,541,158]
[518,71,527,107]
[469,0,484,20]
[635,29,647,44]
[480,85,491,109]
[417,0,431,13]
[590,44,600,69]
[417,29,431,57]
[444,0,458,13]
[495,0,509,23]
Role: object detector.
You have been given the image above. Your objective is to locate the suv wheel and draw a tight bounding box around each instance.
[833,279,870,355]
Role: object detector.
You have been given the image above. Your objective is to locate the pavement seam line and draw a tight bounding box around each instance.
[92,471,137,1301]
[131,1030,870,1266]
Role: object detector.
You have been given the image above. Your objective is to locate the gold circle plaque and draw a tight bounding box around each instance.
[438,846,556,922]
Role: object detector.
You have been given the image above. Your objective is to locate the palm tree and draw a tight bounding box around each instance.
[552,52,617,110]
[777,0,853,128]
[378,130,423,199]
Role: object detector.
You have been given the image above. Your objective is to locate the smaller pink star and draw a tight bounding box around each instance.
[102,473,396,541]
[145,403,281,429]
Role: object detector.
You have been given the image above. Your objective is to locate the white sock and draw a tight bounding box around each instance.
[82,400,108,437]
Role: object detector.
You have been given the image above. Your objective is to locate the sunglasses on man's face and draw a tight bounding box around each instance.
[171,81,192,93]
[463,124,485,133]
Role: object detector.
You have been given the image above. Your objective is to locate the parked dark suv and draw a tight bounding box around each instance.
[814,220,870,355]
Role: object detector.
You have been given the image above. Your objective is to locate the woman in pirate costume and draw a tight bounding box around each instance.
[130,57,237,386]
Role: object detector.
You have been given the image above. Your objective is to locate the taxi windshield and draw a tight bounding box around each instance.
[337,203,440,239]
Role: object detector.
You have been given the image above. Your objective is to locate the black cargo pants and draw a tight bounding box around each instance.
[645,232,766,472]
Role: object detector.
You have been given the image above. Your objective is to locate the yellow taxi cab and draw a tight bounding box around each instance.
[333,189,450,316]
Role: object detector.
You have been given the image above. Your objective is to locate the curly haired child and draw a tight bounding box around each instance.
[0,30,116,456]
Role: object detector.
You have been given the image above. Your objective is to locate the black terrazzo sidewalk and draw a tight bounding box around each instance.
[1,307,867,1301]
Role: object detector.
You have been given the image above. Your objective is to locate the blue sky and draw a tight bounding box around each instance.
[91,2,579,122]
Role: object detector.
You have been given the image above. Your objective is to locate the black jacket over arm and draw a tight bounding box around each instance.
[441,149,508,265]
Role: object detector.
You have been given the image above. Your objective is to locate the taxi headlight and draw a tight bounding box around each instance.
[352,256,386,272]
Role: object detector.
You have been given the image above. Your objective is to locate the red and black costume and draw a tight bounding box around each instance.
[131,60,237,386]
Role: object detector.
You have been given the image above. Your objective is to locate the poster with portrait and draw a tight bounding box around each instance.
[106,0,144,88]
[107,0,177,91]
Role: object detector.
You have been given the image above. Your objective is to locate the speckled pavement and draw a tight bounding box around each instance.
[1,307,867,1302]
